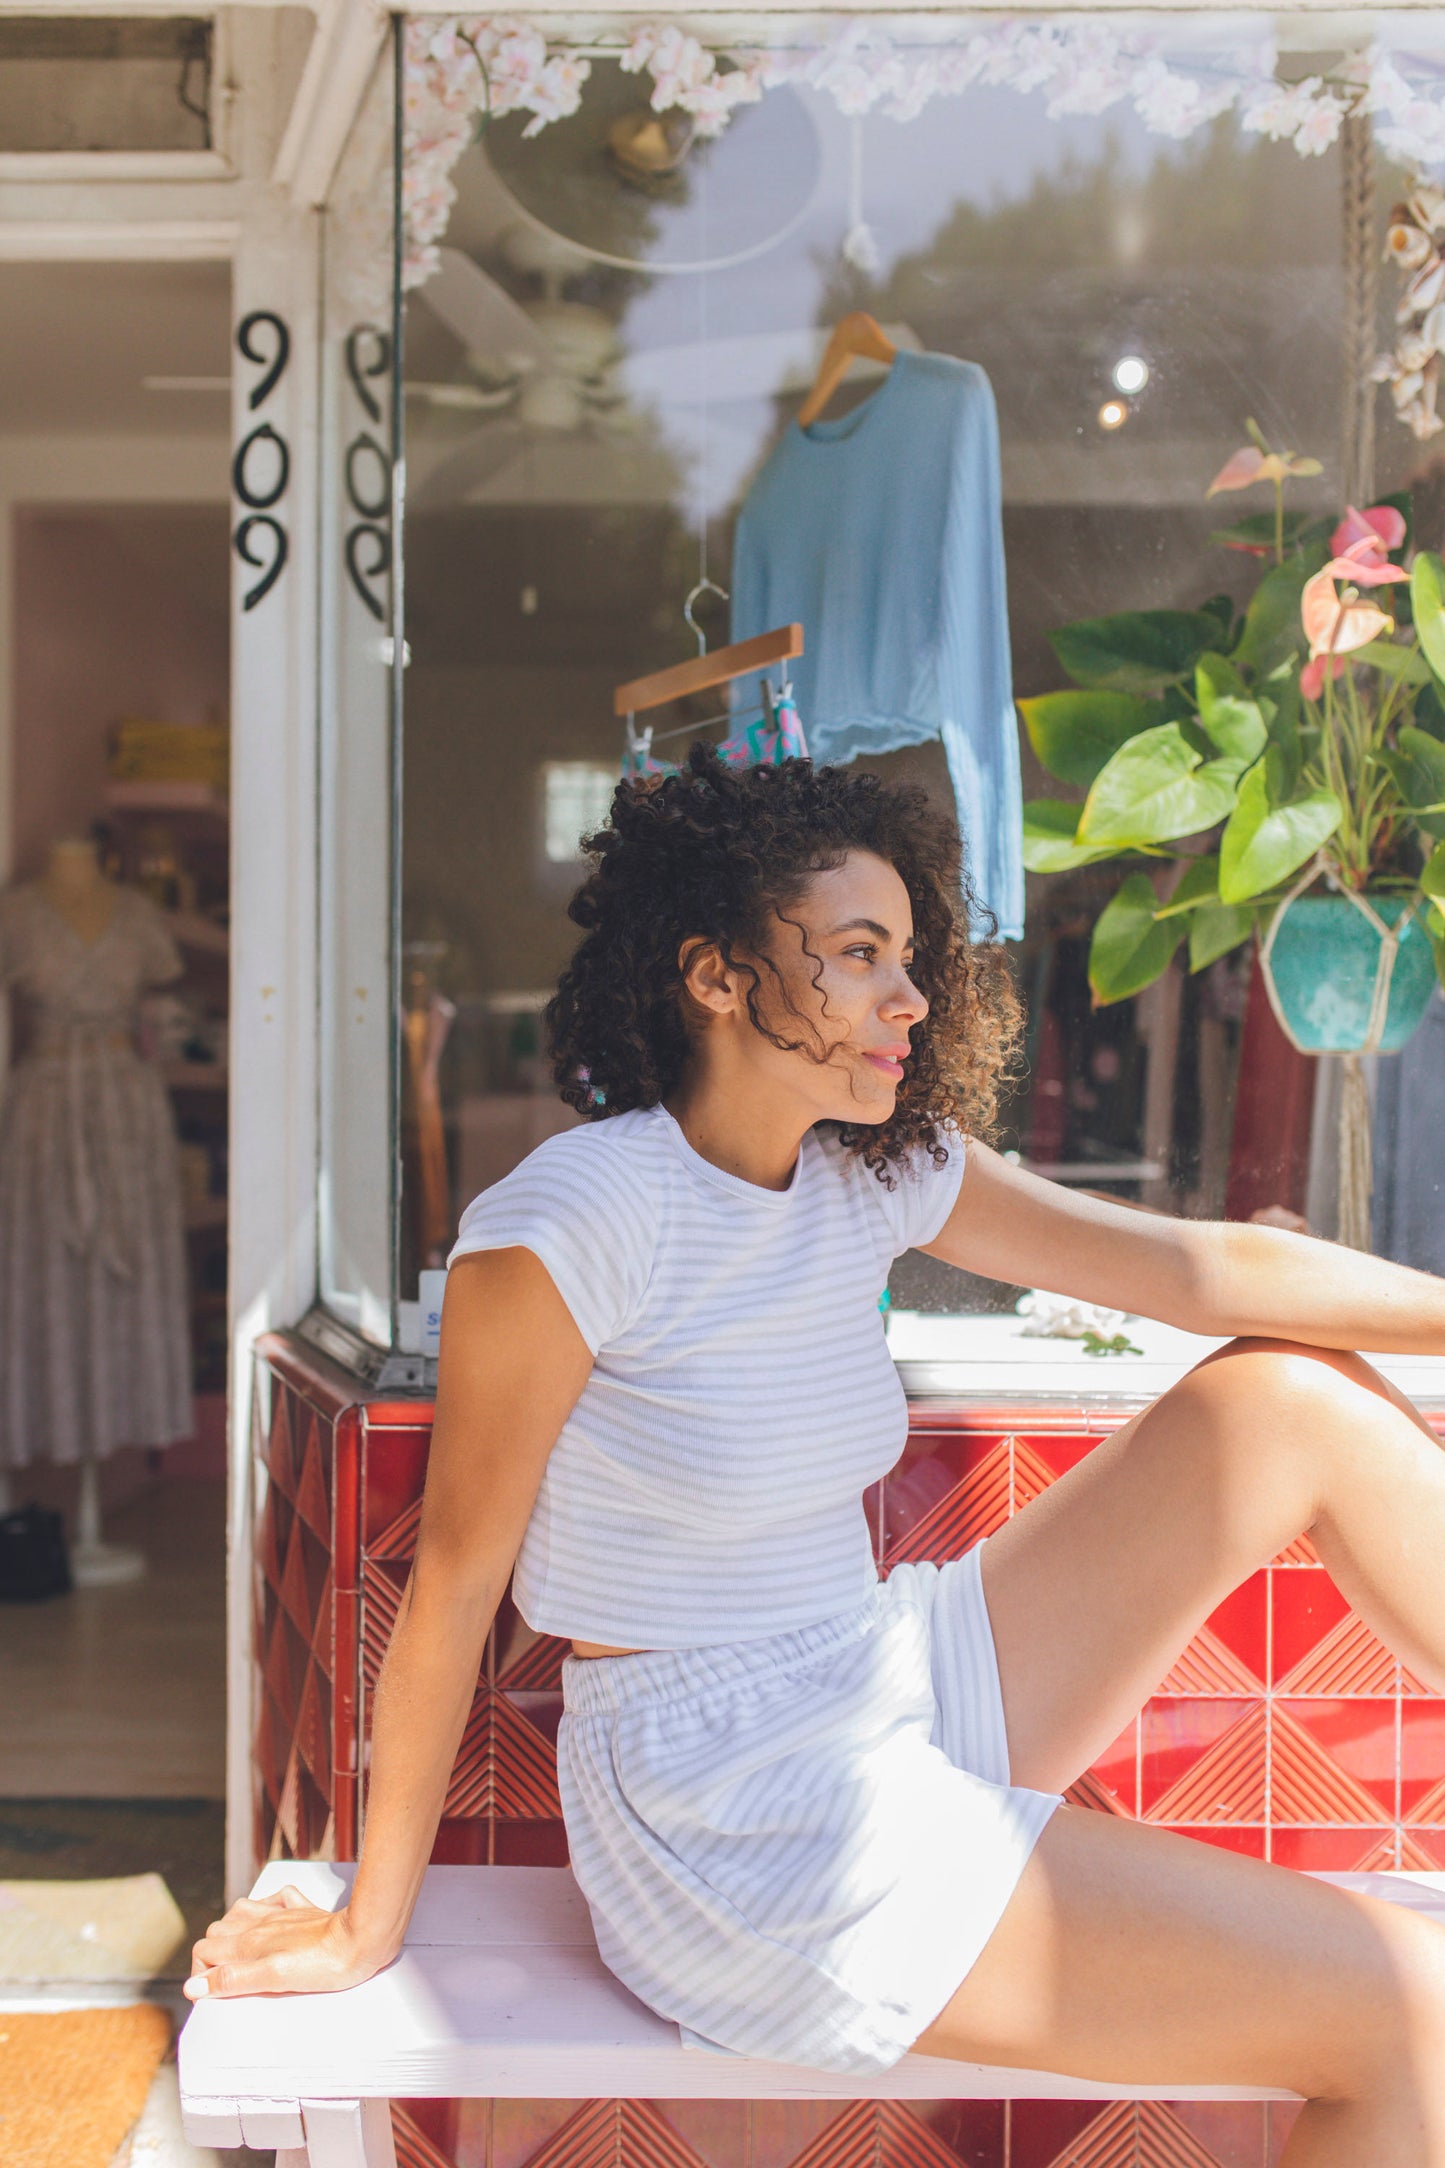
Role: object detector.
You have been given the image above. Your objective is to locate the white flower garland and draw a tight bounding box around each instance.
[402,15,1445,445]
[1376,181,1445,440]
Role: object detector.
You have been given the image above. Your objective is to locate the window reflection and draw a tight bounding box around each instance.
[394,33,1440,1325]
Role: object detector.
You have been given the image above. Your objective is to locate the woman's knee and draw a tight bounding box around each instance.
[1125,1339,1385,1542]
[1181,1337,1384,1455]
[1195,1334,1378,1398]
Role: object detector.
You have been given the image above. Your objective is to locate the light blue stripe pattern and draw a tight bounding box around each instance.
[446,1104,965,1651]
[559,1551,1061,2074]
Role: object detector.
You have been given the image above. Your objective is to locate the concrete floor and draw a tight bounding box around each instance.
[0,1478,226,1797]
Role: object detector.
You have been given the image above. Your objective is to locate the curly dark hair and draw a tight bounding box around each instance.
[545,744,1022,1177]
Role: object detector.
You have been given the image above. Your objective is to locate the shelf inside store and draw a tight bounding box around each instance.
[105,779,229,820]
[184,1198,228,1233]
[162,1059,227,1092]
[167,908,228,956]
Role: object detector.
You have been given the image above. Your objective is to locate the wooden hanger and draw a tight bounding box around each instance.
[796,311,897,429]
[614,623,803,719]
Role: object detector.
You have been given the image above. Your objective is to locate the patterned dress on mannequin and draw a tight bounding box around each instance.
[0,884,193,1471]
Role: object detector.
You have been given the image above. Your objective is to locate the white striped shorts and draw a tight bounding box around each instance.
[558,1545,1062,2076]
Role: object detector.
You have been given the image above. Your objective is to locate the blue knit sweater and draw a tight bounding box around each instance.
[730,348,1023,939]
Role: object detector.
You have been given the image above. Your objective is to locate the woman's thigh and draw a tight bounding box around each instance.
[914,1806,1444,2105]
[979,1340,1350,1794]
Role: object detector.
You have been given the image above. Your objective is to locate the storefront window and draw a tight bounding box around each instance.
[318,15,1445,1374]
[317,33,401,1345]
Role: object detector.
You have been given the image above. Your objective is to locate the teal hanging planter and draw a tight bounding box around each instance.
[1260,892,1436,1056]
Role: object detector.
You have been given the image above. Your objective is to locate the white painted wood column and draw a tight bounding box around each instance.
[227,195,322,1900]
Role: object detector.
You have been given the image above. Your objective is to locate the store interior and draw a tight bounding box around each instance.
[393,65,1423,1312]
[0,257,232,1970]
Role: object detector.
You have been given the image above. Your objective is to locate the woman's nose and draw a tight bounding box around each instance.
[886,971,928,1026]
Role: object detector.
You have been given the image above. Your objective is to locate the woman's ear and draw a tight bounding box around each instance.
[677,936,738,1019]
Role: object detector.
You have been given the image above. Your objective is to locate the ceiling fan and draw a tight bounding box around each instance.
[406,232,641,503]
[409,230,919,507]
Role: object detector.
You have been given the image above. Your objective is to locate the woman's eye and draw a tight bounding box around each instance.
[844,945,876,962]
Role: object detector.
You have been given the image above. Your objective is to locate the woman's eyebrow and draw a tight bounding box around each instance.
[823,919,892,945]
[824,918,913,945]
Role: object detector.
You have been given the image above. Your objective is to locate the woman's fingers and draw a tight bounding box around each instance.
[189,1896,332,1970]
[183,1906,364,2001]
[184,1950,293,1999]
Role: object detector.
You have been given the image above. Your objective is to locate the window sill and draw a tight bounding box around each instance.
[886,1308,1445,1412]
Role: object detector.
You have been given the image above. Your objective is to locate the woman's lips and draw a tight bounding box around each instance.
[862,1051,907,1081]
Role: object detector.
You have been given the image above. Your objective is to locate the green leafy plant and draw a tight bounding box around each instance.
[1022,421,1445,1003]
[1081,1327,1145,1357]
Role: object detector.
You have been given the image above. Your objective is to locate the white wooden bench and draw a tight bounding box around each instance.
[179,1859,1445,2167]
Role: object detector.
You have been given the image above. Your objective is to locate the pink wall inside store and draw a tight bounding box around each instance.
[10,504,229,878]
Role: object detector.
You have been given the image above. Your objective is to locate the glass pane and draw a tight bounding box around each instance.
[0,17,212,154]
[394,14,1445,1375]
[317,29,399,1345]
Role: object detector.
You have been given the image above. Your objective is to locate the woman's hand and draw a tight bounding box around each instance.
[184,1884,396,2001]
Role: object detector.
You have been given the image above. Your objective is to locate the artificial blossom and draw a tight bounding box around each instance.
[401,17,1445,291]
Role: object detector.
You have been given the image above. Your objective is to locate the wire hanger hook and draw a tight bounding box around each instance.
[682,576,730,658]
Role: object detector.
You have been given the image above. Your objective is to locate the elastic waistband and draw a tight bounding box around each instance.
[31,1028,134,1058]
[561,1583,887,1716]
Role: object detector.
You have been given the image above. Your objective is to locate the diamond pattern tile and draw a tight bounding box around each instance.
[1038,2102,1224,2167]
[252,1366,340,1864]
[254,1342,1445,2168]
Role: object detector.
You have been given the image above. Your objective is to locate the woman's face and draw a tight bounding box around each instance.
[688,849,931,1125]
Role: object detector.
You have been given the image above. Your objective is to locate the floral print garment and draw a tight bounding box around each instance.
[0,885,193,1469]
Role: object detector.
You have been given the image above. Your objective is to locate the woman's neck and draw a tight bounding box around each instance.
[663,1073,811,1193]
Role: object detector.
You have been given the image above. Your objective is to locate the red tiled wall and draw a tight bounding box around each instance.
[254,1341,1445,2168]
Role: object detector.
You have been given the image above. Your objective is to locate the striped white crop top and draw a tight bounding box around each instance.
[447,1104,966,1649]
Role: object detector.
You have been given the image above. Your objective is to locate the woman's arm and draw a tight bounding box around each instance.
[184,1246,593,1999]
[927,1137,1445,1356]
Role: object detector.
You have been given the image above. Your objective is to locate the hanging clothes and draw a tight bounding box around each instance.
[0,885,193,1470]
[621,685,808,781]
[729,348,1023,940]
[717,684,808,767]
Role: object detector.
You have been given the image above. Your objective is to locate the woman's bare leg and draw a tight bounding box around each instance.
[912,1338,1445,2154]
[980,1336,1445,1793]
[914,1808,1445,2164]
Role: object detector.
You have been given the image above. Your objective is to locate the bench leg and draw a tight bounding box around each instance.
[297,2098,397,2168]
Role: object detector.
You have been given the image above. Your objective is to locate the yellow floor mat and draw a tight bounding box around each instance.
[0,2005,172,2168]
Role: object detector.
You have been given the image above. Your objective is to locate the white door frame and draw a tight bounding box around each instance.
[0,0,392,1895]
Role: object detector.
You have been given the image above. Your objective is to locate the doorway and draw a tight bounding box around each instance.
[0,257,233,1988]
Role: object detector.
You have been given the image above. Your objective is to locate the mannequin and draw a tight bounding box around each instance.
[41,837,119,948]
[0,836,195,1587]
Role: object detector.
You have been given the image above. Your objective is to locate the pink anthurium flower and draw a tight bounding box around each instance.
[1330,503,1407,561]
[1206,443,1323,496]
[1300,653,1347,701]
[1300,539,1410,697]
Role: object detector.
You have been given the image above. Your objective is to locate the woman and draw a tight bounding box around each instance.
[191,750,1445,2161]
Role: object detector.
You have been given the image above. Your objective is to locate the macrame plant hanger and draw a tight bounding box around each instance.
[1279,105,1384,1254]
[1257,855,1417,1253]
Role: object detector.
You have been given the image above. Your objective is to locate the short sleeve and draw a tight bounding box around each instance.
[134,895,183,987]
[867,1135,967,1257]
[446,1128,654,1355]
